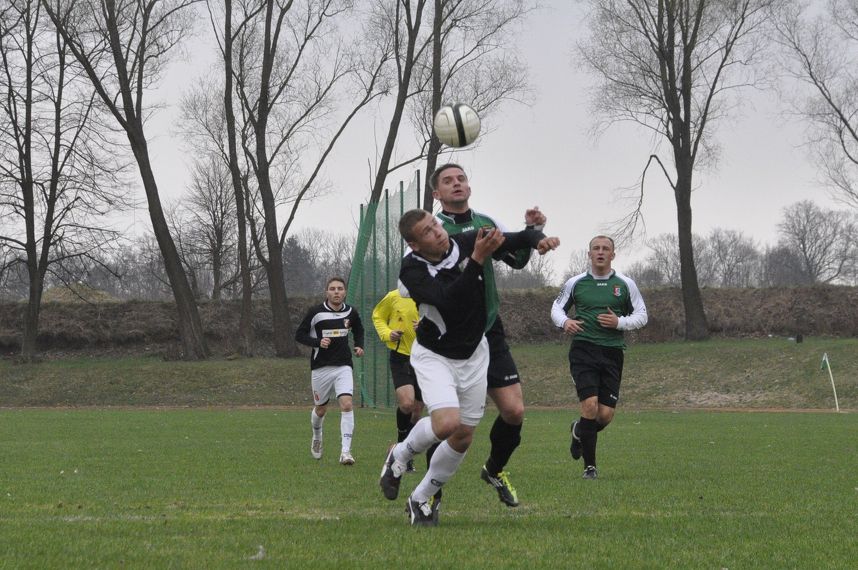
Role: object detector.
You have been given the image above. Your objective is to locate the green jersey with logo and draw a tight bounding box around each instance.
[437,210,531,331]
[550,270,648,348]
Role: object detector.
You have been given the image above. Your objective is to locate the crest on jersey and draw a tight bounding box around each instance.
[343,318,350,329]
[613,286,622,297]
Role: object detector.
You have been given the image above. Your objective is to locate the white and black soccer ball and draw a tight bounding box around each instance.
[433,103,481,148]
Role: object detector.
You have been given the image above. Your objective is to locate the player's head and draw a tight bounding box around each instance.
[325,276,346,306]
[431,163,471,209]
[399,208,450,261]
[588,235,616,273]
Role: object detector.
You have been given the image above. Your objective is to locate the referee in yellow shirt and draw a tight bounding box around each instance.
[372,288,422,471]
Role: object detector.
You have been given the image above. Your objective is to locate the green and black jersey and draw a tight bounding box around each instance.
[436,209,532,332]
[551,271,648,349]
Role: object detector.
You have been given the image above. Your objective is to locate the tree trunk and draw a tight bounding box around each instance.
[223,0,254,356]
[674,170,709,341]
[211,252,223,301]
[422,0,443,210]
[257,163,298,357]
[20,263,43,361]
[129,126,209,359]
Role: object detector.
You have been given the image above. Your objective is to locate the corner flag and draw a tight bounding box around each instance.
[819,352,840,413]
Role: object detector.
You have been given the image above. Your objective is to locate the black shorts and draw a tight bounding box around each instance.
[568,340,624,407]
[390,351,422,401]
[486,317,520,389]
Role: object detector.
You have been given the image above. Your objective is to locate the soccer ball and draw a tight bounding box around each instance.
[433,103,481,148]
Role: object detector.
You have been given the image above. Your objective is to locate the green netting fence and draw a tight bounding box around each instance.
[348,171,422,408]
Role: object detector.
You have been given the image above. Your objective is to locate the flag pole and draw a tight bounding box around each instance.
[820,353,840,413]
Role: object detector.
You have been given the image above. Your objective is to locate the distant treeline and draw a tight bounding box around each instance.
[2,286,857,356]
[3,200,858,305]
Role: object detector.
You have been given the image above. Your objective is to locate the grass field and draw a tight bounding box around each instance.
[2,337,857,409]
[1,338,857,567]
[1,409,856,568]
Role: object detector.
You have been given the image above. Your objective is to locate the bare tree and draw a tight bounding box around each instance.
[348,0,427,303]
[644,232,715,287]
[216,0,256,355]
[707,228,759,287]
[757,243,809,286]
[0,0,128,359]
[43,0,209,359]
[773,0,858,208]
[229,0,390,357]
[182,155,237,301]
[777,199,857,283]
[418,0,532,208]
[624,259,665,288]
[562,248,591,282]
[495,253,554,289]
[645,233,683,286]
[578,0,776,340]
[352,0,532,297]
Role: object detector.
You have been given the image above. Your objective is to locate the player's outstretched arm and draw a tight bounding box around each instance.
[536,236,560,255]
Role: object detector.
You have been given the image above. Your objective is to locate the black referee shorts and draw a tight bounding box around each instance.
[568,339,624,408]
[389,350,422,402]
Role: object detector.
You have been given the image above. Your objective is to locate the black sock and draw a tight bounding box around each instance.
[578,417,599,467]
[426,441,440,470]
[396,408,412,443]
[485,415,523,475]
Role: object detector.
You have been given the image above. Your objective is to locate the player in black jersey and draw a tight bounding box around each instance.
[379,209,559,526]
[431,163,548,506]
[295,277,364,465]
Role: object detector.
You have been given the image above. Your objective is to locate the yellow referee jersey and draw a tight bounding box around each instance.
[371,289,418,356]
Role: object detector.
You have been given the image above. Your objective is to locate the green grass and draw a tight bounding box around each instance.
[1,409,856,568]
[2,337,857,409]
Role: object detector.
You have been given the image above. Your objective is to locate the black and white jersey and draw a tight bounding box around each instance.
[295,301,364,370]
[399,228,544,360]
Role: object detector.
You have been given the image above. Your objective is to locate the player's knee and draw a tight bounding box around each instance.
[338,397,353,412]
[597,409,615,427]
[397,396,417,415]
[431,415,460,440]
[314,405,327,418]
[580,398,599,418]
[500,403,524,425]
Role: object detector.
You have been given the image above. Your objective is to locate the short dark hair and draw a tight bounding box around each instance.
[326,276,346,288]
[589,235,615,250]
[399,209,430,242]
[429,163,466,191]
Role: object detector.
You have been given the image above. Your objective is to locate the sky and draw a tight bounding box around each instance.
[138,0,843,280]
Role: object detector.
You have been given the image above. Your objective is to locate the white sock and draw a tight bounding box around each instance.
[394,417,441,464]
[311,409,324,439]
[340,410,354,453]
[412,440,466,503]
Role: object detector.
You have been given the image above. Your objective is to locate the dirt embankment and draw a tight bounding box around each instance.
[1,285,857,357]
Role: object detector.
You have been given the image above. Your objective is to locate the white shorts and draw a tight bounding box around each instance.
[409,338,489,427]
[311,366,354,406]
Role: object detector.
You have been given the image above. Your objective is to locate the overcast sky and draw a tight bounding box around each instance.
[139,0,843,280]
